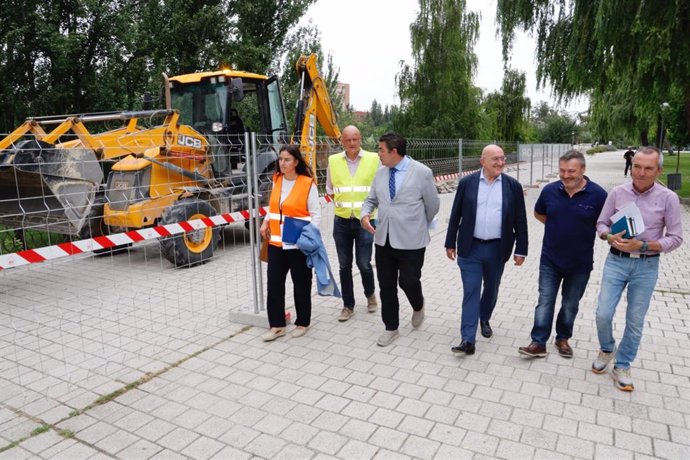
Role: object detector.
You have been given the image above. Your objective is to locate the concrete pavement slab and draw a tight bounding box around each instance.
[0,149,688,459]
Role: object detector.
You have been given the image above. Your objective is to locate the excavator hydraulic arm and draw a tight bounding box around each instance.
[292,54,342,175]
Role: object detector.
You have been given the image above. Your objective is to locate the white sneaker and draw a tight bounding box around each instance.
[367,295,378,313]
[411,307,425,329]
[376,330,399,347]
[592,348,616,374]
[612,367,634,392]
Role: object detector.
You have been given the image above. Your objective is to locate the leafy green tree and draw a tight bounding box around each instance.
[496,0,690,144]
[0,0,315,132]
[276,22,344,138]
[369,100,383,126]
[396,0,481,138]
[481,69,529,141]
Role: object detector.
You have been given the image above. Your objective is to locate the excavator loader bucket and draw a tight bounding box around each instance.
[0,140,103,235]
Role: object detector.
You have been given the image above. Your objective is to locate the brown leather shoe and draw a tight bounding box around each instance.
[518,342,547,358]
[555,339,573,358]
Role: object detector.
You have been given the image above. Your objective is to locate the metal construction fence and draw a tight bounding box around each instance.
[0,131,567,443]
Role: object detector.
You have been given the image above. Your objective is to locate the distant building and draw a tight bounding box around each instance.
[352,111,368,122]
[335,82,350,110]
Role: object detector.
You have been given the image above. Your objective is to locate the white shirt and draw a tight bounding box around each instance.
[279,178,321,250]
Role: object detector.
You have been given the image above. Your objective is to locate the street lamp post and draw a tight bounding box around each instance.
[571,130,575,145]
[659,102,670,151]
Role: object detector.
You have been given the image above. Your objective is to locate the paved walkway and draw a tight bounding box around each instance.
[1,150,689,459]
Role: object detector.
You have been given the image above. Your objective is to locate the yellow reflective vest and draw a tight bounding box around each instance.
[328,150,379,219]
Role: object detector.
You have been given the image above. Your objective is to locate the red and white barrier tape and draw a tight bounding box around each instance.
[0,196,336,270]
[434,168,480,182]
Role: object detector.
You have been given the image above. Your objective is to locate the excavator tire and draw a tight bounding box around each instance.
[159,198,219,268]
[78,195,131,255]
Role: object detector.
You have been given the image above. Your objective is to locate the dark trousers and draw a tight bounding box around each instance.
[530,258,591,345]
[375,240,425,331]
[333,216,375,309]
[266,244,312,328]
[624,160,632,176]
[457,239,505,342]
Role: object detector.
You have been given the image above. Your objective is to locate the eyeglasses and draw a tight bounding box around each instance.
[490,157,506,163]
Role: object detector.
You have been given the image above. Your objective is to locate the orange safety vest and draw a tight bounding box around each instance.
[268,173,313,247]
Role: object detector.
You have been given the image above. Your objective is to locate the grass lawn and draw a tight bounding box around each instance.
[659,151,690,198]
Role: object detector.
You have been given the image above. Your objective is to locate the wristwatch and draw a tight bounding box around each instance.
[640,241,649,252]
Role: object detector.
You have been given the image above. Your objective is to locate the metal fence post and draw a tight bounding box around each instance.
[458,138,463,174]
[541,144,545,181]
[530,144,534,185]
[246,132,261,315]
[516,142,520,183]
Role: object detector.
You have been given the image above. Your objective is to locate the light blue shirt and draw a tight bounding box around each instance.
[473,169,503,239]
[390,155,411,197]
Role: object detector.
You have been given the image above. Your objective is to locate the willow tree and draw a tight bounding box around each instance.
[396,0,481,138]
[496,0,690,144]
[483,69,530,141]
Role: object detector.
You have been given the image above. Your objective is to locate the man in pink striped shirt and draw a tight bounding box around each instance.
[592,146,683,392]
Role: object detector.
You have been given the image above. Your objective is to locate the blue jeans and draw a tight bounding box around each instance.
[595,253,659,369]
[333,216,375,309]
[457,240,505,343]
[530,258,591,345]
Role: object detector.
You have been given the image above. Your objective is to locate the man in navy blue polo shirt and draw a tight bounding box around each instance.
[519,150,607,359]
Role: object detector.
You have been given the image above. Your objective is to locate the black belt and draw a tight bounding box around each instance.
[473,238,500,244]
[610,248,659,259]
[335,215,360,221]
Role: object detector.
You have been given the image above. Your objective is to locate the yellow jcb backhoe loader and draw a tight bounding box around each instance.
[0,54,341,267]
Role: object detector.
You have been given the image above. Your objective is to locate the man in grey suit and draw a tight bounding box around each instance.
[361,132,440,347]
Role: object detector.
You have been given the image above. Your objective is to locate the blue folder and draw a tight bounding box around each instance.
[610,215,636,239]
[282,217,310,244]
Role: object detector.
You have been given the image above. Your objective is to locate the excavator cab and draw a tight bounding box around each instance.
[168,71,289,180]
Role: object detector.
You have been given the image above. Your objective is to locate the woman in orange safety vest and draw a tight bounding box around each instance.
[259,145,320,341]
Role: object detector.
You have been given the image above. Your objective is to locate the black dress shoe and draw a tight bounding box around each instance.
[451,340,475,355]
[480,320,493,338]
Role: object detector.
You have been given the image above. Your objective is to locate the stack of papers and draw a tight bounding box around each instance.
[610,202,645,239]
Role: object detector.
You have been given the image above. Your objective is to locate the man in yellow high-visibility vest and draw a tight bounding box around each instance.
[327,125,380,322]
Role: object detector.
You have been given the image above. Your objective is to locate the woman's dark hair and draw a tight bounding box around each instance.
[276,144,313,177]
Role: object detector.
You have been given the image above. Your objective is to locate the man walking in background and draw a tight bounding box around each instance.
[518,150,607,359]
[445,144,528,355]
[326,125,380,322]
[593,146,683,391]
[361,132,440,347]
[623,146,634,176]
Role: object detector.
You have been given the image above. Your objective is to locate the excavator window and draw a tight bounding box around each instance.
[170,81,227,132]
[267,78,289,145]
[234,92,261,133]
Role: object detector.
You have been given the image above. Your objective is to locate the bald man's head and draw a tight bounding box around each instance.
[480,144,506,180]
[342,125,362,158]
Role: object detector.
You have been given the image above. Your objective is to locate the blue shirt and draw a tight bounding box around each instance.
[535,177,607,273]
[473,169,503,240]
[390,155,411,195]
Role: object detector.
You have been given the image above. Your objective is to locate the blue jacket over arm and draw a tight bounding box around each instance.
[297,224,341,297]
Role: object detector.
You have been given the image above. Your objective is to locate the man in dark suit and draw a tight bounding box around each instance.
[444,144,528,355]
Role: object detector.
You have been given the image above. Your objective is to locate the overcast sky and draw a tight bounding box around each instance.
[299,0,588,114]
